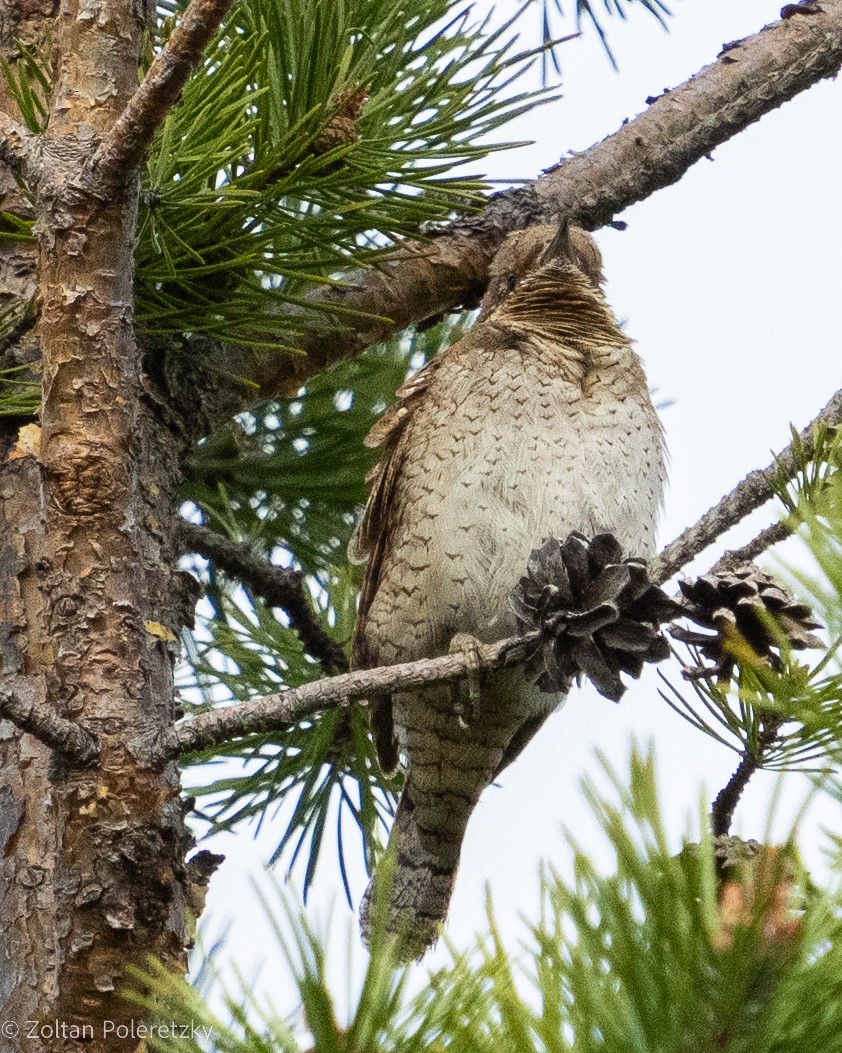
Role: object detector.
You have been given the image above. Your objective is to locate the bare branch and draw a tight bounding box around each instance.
[0,111,35,174]
[235,0,842,396]
[162,632,539,759]
[712,520,795,574]
[175,522,349,674]
[91,0,233,191]
[711,718,783,838]
[649,386,842,584]
[0,678,100,765]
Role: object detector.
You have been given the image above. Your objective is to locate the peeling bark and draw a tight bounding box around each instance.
[1,1,63,1043]
[0,442,61,1043]
[0,0,840,1046]
[1,0,196,1048]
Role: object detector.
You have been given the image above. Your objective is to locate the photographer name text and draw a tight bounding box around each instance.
[1,1019,214,1042]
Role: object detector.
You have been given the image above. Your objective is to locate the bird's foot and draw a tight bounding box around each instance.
[449,633,484,727]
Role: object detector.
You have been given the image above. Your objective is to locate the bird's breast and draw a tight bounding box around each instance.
[389,344,663,645]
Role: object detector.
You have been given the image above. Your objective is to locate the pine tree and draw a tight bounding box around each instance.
[2,0,842,1050]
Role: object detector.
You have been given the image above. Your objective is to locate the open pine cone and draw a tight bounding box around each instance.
[509,532,680,702]
[672,563,823,682]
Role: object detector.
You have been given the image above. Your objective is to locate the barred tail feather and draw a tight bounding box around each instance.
[360,787,462,961]
[360,733,505,961]
[360,674,554,961]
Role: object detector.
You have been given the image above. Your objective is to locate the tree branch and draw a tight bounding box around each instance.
[711,718,783,838]
[233,0,842,396]
[91,0,233,191]
[165,372,838,761]
[0,111,34,175]
[162,633,539,759]
[165,381,842,760]
[0,678,100,765]
[175,521,349,674]
[649,386,842,584]
[711,520,795,574]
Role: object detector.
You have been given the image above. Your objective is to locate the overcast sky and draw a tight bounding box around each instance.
[196,0,842,1021]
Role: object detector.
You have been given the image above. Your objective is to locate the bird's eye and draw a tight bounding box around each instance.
[506,275,517,292]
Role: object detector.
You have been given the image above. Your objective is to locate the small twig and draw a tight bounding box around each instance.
[175,522,349,674]
[91,0,233,190]
[711,718,782,839]
[0,111,35,175]
[711,755,757,841]
[711,520,794,574]
[162,633,538,759]
[0,678,100,765]
[649,387,842,585]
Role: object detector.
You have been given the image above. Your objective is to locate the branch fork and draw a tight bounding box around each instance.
[1,0,232,200]
[91,0,233,192]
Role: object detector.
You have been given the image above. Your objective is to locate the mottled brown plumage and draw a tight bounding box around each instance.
[349,224,665,959]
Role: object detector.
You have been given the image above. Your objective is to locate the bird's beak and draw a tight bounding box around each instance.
[543,218,577,266]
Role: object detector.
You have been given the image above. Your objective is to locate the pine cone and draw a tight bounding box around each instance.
[313,85,367,156]
[509,532,680,702]
[672,563,823,682]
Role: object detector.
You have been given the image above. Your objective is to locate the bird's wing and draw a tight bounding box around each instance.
[349,357,442,771]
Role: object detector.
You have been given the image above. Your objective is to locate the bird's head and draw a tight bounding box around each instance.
[479,221,604,317]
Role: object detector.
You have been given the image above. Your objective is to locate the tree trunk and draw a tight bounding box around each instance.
[0,1,195,1049]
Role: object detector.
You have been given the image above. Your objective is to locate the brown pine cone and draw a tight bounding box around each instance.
[672,563,823,682]
[313,85,367,156]
[510,531,680,702]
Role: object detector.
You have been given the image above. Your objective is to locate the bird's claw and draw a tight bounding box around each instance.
[449,632,484,727]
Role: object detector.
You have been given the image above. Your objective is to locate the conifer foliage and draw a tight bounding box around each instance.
[3,0,842,1047]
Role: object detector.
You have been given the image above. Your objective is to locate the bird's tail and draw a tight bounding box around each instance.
[360,730,508,961]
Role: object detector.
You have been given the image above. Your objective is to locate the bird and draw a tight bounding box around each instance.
[348,221,665,960]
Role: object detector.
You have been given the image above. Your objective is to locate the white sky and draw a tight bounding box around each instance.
[196,0,842,1026]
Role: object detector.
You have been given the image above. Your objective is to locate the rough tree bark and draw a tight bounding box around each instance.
[1,0,64,1043]
[0,0,224,1048]
[1,0,841,1049]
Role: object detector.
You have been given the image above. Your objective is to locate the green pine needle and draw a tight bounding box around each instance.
[136,0,559,347]
[128,748,842,1053]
